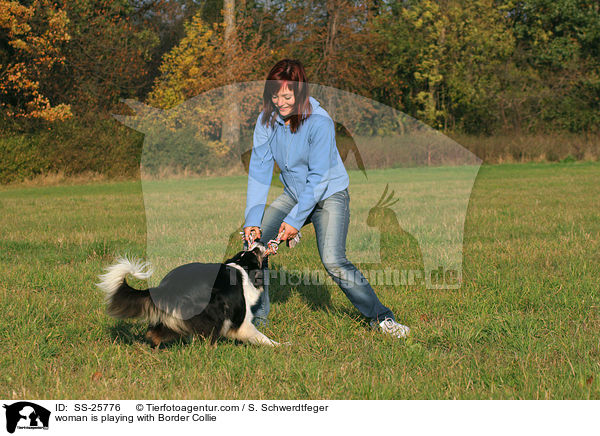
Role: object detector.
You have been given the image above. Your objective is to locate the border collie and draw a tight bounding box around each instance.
[96,242,280,347]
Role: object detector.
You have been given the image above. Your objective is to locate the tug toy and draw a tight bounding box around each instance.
[240,228,301,256]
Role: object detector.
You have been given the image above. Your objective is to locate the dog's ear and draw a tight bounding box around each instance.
[246,250,262,270]
[250,242,266,268]
[224,250,245,265]
[235,248,263,271]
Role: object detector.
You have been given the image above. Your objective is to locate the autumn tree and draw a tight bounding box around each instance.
[276,0,390,100]
[221,0,239,146]
[51,0,160,114]
[0,0,72,123]
[147,3,279,155]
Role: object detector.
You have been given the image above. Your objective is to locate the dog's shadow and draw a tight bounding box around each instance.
[107,320,237,349]
[107,320,147,345]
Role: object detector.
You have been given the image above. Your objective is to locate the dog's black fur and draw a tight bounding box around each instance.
[97,243,279,347]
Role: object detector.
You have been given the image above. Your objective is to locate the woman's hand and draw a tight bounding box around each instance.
[244,226,261,242]
[278,222,298,241]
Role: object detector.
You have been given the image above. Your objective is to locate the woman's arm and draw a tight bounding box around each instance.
[244,113,275,229]
[282,116,336,231]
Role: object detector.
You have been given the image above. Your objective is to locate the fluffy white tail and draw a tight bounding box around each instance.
[96,256,153,298]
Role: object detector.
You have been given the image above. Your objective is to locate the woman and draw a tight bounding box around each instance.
[243,59,410,338]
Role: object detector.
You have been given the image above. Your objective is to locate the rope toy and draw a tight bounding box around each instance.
[240,229,301,256]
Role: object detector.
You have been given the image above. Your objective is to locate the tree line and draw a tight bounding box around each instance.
[1,0,599,181]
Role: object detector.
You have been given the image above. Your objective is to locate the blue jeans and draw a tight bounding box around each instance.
[249,188,395,325]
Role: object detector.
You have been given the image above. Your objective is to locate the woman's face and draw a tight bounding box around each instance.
[271,84,295,118]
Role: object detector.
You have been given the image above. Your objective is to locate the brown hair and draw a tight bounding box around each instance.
[261,59,312,133]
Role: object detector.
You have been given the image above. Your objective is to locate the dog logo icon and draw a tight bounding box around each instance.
[3,402,50,433]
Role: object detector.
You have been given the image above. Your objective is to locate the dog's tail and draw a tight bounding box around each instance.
[96,257,156,320]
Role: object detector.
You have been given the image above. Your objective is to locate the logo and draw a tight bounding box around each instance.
[3,402,50,433]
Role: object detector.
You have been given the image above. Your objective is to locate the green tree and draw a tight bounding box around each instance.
[377,0,514,133]
[506,0,600,132]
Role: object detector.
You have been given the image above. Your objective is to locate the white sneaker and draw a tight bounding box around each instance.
[371,318,410,338]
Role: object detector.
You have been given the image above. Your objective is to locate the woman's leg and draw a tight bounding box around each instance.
[310,189,395,322]
[248,192,297,325]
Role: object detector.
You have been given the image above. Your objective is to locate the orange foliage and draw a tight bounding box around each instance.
[0,0,72,121]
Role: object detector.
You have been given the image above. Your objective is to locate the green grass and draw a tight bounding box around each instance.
[0,162,599,399]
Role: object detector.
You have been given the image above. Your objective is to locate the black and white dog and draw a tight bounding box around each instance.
[97,242,280,347]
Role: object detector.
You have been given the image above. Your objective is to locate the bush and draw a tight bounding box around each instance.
[0,135,52,184]
[139,124,213,175]
[0,114,145,184]
[0,112,243,184]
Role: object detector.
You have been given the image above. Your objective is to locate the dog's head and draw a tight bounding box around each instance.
[225,241,267,290]
[225,241,267,271]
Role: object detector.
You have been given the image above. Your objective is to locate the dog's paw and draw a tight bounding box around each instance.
[145,329,162,348]
[272,340,291,347]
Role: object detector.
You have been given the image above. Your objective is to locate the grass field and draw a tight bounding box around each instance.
[1,162,599,399]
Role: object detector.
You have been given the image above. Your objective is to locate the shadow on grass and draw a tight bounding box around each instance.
[107,320,146,345]
[221,184,425,321]
[266,266,389,330]
[267,265,333,311]
[106,319,258,349]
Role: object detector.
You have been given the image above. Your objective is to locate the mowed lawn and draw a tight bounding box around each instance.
[0,162,599,399]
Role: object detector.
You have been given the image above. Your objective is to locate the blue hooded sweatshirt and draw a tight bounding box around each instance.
[244,96,350,230]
